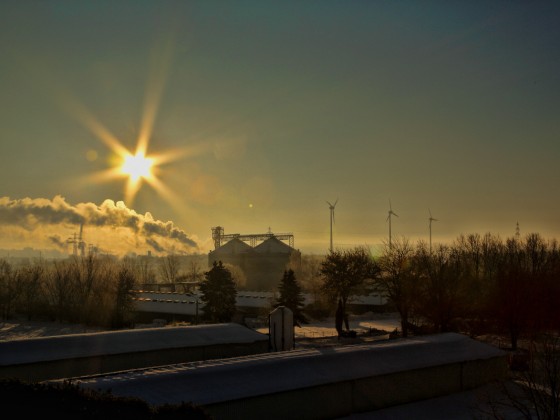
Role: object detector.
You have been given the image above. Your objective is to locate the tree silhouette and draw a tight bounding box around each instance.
[415,243,470,333]
[276,269,307,326]
[0,260,21,320]
[158,254,181,289]
[377,238,418,337]
[200,261,237,323]
[112,264,136,328]
[320,247,378,335]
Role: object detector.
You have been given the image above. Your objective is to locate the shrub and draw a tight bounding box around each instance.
[0,379,210,420]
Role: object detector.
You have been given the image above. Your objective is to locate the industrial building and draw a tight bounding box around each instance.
[208,227,301,290]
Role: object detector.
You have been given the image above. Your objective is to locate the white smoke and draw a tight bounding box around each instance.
[0,196,198,255]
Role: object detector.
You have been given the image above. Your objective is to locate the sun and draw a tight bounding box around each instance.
[69,31,208,209]
[121,152,154,181]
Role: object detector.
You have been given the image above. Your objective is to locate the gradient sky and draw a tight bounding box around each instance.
[1,1,559,256]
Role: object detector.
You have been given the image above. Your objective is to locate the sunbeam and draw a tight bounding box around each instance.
[57,29,188,207]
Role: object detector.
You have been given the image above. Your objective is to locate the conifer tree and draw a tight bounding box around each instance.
[276,269,307,326]
[200,261,237,323]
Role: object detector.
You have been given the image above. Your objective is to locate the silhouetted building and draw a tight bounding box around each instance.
[208,227,300,290]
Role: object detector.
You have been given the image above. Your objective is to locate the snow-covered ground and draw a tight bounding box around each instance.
[0,312,401,342]
[0,319,104,341]
[258,312,401,338]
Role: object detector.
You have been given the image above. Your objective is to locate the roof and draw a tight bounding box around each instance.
[210,237,254,255]
[0,323,268,366]
[75,333,505,406]
[253,236,295,254]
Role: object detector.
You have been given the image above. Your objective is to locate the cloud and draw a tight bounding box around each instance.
[0,196,198,255]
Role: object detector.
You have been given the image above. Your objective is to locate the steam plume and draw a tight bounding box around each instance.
[0,196,198,255]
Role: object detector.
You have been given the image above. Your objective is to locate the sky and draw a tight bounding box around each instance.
[1,1,559,256]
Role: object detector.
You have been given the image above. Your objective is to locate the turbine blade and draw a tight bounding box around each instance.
[326,201,332,207]
[334,198,338,207]
[393,212,399,217]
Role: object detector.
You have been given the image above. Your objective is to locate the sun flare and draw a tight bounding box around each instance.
[121,153,154,181]
[69,31,202,210]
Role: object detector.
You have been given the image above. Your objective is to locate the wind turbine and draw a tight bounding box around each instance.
[429,209,438,253]
[387,200,398,248]
[326,199,338,253]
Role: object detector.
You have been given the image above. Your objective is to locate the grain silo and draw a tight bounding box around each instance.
[208,227,301,290]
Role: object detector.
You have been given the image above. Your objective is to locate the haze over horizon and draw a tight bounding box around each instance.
[1,2,559,256]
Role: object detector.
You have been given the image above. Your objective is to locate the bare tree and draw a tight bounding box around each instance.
[491,237,537,350]
[298,255,328,318]
[19,260,46,320]
[0,259,21,320]
[454,233,504,333]
[135,255,156,285]
[415,242,469,333]
[377,238,418,337]
[295,255,323,293]
[320,246,378,335]
[486,334,560,419]
[45,260,77,322]
[112,263,137,328]
[158,254,181,288]
[72,254,102,324]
